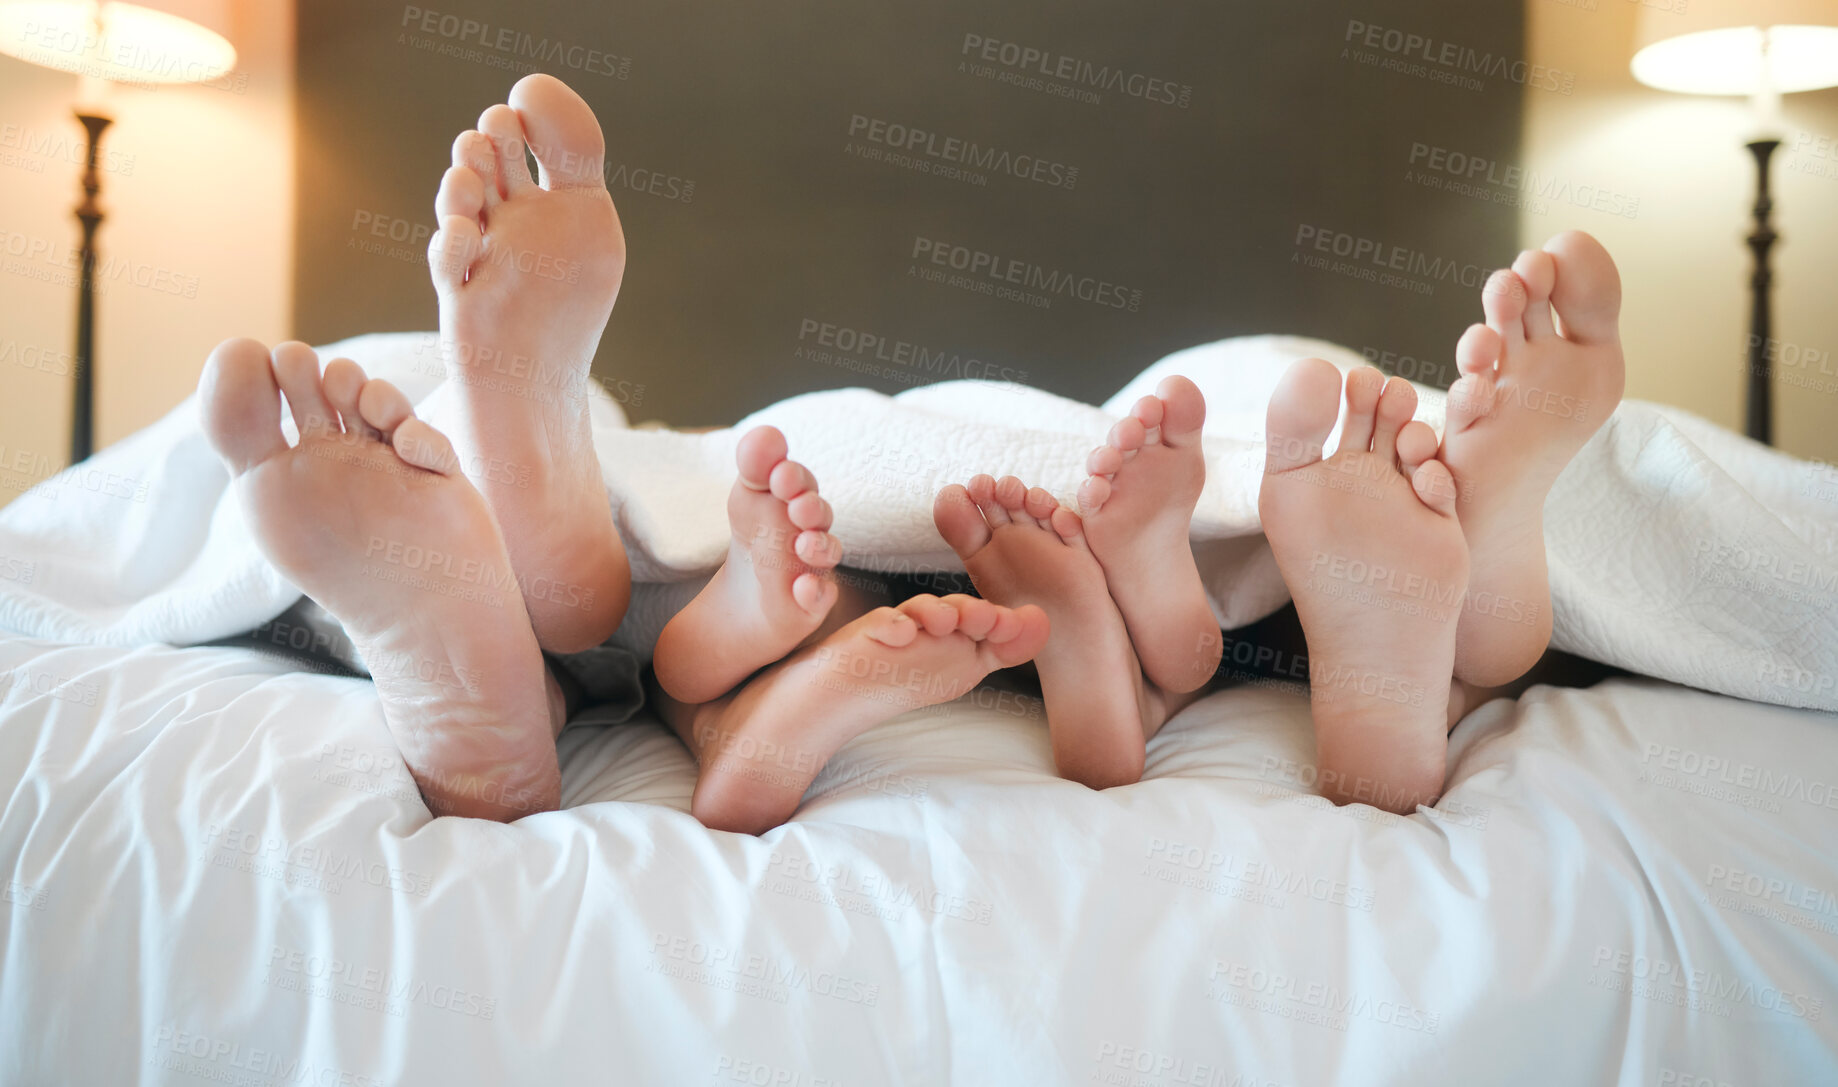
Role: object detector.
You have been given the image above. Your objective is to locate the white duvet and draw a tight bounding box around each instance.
[2,334,1837,1083]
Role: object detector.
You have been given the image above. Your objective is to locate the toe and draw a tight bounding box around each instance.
[272,341,338,439]
[1455,323,1502,378]
[1076,474,1112,516]
[1543,230,1622,346]
[1339,366,1386,453]
[944,594,1000,639]
[1371,376,1418,462]
[392,418,458,475]
[934,484,992,558]
[786,492,830,532]
[1395,420,1438,472]
[477,103,535,196]
[768,459,817,502]
[1446,372,1497,434]
[1482,269,1528,348]
[735,425,788,491]
[1107,417,1147,455]
[356,377,416,436]
[861,606,920,649]
[1086,444,1123,478]
[983,604,1050,666]
[1410,459,1461,518]
[1131,393,1165,435]
[1512,249,1556,340]
[198,338,287,476]
[1263,356,1340,473]
[321,357,369,433]
[1023,486,1058,522]
[899,594,960,637]
[791,572,838,616]
[967,474,1010,527]
[429,215,483,295]
[993,476,1032,525]
[1049,506,1091,551]
[1152,375,1206,446]
[794,529,841,569]
[435,165,487,224]
[452,131,501,209]
[508,73,608,189]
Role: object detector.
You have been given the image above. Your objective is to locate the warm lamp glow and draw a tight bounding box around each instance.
[0,0,235,86]
[1630,0,1838,96]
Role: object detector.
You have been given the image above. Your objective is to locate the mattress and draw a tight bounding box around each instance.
[3,632,1834,1084]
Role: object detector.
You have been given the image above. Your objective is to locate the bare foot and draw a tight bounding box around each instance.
[429,73,629,653]
[653,426,843,705]
[1077,375,1221,693]
[680,594,1048,834]
[1441,230,1625,687]
[199,338,560,821]
[1258,360,1467,813]
[935,475,1160,788]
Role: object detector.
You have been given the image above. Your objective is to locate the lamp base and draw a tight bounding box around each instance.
[1744,139,1779,447]
[71,110,112,467]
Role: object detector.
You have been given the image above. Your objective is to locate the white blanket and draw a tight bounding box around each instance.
[1,332,1834,711]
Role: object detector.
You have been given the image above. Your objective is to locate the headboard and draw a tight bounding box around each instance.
[297,0,1526,425]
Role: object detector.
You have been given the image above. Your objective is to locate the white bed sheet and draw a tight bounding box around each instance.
[3,633,1834,1085]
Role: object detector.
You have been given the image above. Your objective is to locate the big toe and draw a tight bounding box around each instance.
[1152,375,1206,445]
[735,425,788,490]
[198,338,287,476]
[934,484,992,559]
[508,74,606,188]
[1264,357,1340,473]
[1544,230,1621,346]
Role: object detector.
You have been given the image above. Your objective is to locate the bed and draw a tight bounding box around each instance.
[2,334,1835,1084]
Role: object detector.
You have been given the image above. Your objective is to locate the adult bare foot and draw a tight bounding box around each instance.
[429,73,629,653]
[935,475,1161,788]
[677,594,1048,835]
[1441,230,1625,687]
[653,426,843,705]
[199,338,560,821]
[1077,375,1221,693]
[1258,360,1467,813]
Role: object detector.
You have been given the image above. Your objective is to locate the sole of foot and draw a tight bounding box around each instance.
[653,425,843,705]
[1078,375,1221,693]
[199,337,560,820]
[687,593,1048,835]
[429,73,630,653]
[1441,229,1625,687]
[936,475,1157,789]
[1258,360,1467,814]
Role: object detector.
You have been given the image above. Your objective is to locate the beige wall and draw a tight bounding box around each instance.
[1525,0,1838,466]
[0,2,293,507]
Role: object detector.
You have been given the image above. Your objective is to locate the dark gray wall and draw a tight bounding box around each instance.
[297,1,1525,425]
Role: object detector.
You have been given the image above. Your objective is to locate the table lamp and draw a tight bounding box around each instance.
[1631,0,1838,446]
[0,0,235,464]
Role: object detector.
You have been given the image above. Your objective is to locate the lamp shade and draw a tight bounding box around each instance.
[1631,0,1838,96]
[0,0,235,85]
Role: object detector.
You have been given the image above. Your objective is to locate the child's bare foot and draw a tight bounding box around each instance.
[199,339,560,821]
[1077,375,1221,693]
[935,476,1159,788]
[1258,360,1467,813]
[1441,230,1625,687]
[429,73,629,653]
[653,426,843,705]
[681,594,1048,834]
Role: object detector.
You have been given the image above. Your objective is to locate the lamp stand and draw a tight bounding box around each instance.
[1743,138,1779,446]
[71,110,112,466]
